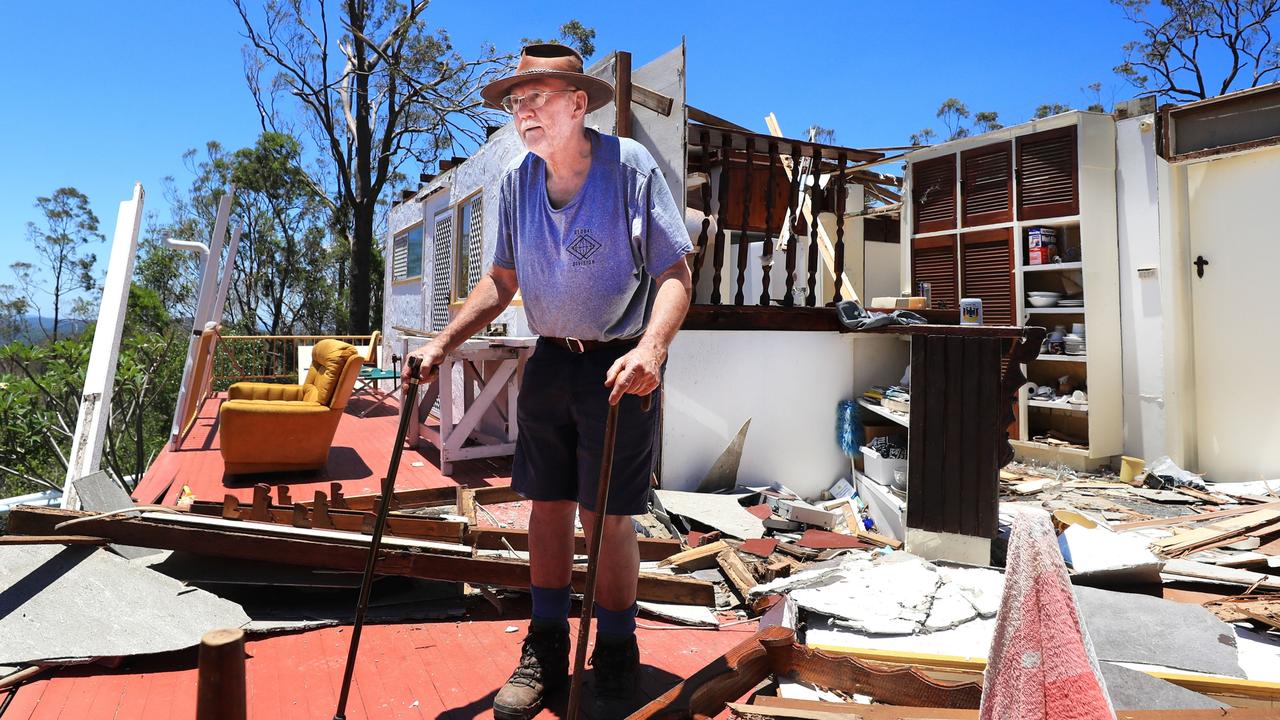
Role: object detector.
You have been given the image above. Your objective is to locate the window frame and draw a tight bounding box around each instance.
[390,222,425,284]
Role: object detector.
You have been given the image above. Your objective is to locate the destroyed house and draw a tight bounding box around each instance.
[5,46,1280,720]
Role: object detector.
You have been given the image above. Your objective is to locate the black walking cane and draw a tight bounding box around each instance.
[333,354,425,720]
[566,393,652,719]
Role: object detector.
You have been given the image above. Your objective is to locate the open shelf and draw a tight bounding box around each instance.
[1028,398,1088,413]
[1024,307,1086,314]
[1021,261,1083,273]
[858,397,909,429]
[1032,354,1087,363]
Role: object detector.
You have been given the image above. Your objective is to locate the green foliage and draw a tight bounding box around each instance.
[0,284,186,497]
[523,19,598,60]
[14,187,105,342]
[1114,0,1280,101]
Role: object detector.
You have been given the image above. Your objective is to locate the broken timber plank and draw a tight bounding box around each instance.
[1112,501,1280,530]
[191,498,466,543]
[658,539,731,570]
[8,506,713,605]
[468,527,679,562]
[0,534,108,546]
[806,643,1280,707]
[144,512,471,555]
[300,484,524,511]
[740,699,1280,720]
[717,549,757,603]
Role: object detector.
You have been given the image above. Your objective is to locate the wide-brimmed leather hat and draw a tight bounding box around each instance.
[480,43,614,113]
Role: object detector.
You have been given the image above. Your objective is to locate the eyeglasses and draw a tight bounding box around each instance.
[500,88,578,114]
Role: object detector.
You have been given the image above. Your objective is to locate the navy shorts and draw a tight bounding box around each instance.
[511,338,661,516]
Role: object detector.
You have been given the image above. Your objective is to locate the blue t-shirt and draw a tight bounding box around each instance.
[492,129,692,341]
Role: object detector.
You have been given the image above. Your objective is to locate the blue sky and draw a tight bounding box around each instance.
[0,1,1136,313]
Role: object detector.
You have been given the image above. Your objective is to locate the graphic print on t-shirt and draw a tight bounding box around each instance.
[567,227,601,266]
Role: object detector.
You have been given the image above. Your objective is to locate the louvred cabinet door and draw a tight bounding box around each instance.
[912,155,956,234]
[911,235,958,310]
[1016,126,1078,220]
[961,142,1013,226]
[960,228,1015,326]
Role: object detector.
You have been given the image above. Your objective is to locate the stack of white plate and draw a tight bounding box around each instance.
[1027,291,1063,308]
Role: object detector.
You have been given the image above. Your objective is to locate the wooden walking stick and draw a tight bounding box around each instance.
[567,393,652,718]
[333,355,425,720]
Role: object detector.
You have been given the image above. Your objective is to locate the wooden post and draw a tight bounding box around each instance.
[711,133,732,305]
[832,152,847,304]
[690,133,713,302]
[61,184,145,509]
[613,51,632,138]
[196,628,246,720]
[805,143,822,306]
[169,187,235,446]
[783,142,803,307]
[735,137,754,305]
[760,141,780,305]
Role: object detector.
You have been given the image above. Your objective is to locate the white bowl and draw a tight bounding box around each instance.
[1027,291,1063,298]
[1027,296,1060,307]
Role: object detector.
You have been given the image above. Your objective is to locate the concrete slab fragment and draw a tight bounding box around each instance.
[0,545,248,665]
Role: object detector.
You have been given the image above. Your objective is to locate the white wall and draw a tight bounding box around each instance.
[1115,114,1167,461]
[661,331,908,498]
[864,240,901,303]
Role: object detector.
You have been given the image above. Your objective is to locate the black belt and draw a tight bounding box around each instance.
[544,336,640,354]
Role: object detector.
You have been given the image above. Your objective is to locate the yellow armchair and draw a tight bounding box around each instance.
[219,338,365,475]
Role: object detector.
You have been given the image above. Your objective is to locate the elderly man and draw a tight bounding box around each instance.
[404,44,693,719]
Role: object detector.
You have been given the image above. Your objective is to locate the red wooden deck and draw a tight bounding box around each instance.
[132,393,514,507]
[10,392,747,718]
[6,611,757,719]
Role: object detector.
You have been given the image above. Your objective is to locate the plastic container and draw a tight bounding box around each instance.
[860,445,909,489]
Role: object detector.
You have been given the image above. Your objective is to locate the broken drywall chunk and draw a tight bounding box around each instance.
[653,490,764,539]
[1065,523,1163,586]
[637,601,719,628]
[936,564,1004,618]
[0,545,249,665]
[790,554,941,635]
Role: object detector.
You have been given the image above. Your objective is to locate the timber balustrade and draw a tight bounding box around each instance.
[686,126,876,310]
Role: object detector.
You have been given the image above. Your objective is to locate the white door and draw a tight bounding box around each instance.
[1187,148,1280,482]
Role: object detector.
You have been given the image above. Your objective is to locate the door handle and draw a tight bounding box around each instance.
[1194,255,1209,278]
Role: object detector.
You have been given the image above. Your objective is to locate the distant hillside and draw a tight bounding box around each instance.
[5,316,91,344]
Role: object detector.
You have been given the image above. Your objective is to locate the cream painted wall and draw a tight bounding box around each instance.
[864,241,902,303]
[1115,115,1167,460]
[661,331,908,498]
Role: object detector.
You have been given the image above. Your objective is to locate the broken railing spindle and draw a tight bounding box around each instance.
[832,151,848,304]
[783,142,802,307]
[711,133,732,305]
[760,141,779,306]
[735,137,753,305]
[806,143,822,307]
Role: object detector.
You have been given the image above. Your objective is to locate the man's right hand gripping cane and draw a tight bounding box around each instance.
[402,340,447,392]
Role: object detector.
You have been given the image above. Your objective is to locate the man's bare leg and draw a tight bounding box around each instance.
[578,509,640,610]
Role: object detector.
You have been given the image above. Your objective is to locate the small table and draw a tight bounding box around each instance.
[410,338,537,475]
[353,367,401,417]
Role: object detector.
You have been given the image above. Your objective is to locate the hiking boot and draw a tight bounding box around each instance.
[493,623,570,720]
[589,634,640,719]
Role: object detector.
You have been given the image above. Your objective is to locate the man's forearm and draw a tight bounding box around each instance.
[638,261,693,356]
[433,272,515,351]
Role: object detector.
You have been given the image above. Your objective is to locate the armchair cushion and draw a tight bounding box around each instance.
[309,339,360,406]
[227,382,318,403]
